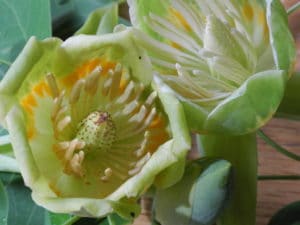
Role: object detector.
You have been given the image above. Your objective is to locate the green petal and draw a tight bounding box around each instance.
[0,37,61,122]
[128,0,170,41]
[32,193,140,219]
[266,0,296,74]
[152,77,191,188]
[5,105,40,187]
[277,72,300,119]
[52,29,153,85]
[154,69,285,135]
[75,3,119,36]
[204,70,285,134]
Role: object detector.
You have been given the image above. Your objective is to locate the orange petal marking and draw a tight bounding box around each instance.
[148,115,169,154]
[170,7,192,31]
[119,77,128,94]
[27,126,36,139]
[33,81,51,97]
[61,58,116,88]
[20,94,37,115]
[21,79,52,140]
[171,41,183,50]
[149,115,166,129]
[257,9,269,41]
[243,3,254,21]
[49,182,62,197]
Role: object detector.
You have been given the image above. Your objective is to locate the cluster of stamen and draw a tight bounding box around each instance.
[136,0,271,110]
[45,60,169,191]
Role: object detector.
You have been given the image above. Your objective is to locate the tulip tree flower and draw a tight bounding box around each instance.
[128,0,296,135]
[0,29,190,218]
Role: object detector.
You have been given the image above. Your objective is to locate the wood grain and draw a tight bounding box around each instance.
[257,118,300,225]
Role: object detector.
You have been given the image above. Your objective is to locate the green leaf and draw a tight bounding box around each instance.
[0,127,8,137]
[268,201,300,225]
[0,173,21,186]
[0,180,8,225]
[154,159,231,225]
[0,0,51,78]
[107,214,131,225]
[277,72,300,120]
[1,175,46,225]
[0,64,9,81]
[45,212,73,225]
[97,214,131,225]
[73,217,104,225]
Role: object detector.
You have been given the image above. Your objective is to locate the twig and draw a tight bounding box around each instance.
[287,2,300,15]
[257,130,300,161]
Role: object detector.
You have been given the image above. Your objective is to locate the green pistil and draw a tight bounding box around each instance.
[76,111,116,152]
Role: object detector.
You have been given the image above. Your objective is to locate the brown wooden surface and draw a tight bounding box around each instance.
[257,118,300,225]
[133,1,300,225]
[133,118,300,225]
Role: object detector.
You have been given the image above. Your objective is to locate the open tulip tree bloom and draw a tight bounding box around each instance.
[0,29,190,218]
[128,0,295,135]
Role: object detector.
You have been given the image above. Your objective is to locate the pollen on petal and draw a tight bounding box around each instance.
[20,94,37,113]
[119,77,128,94]
[49,182,62,197]
[257,9,269,41]
[171,41,183,50]
[61,58,116,88]
[242,3,254,21]
[169,7,192,31]
[33,81,51,97]
[149,114,165,129]
[27,125,36,139]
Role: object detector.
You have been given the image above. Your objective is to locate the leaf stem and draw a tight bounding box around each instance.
[258,175,300,180]
[201,133,257,225]
[287,2,300,15]
[257,130,300,161]
[62,216,81,225]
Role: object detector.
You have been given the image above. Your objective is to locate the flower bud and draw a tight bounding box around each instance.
[129,0,296,134]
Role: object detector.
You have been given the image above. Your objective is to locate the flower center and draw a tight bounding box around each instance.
[76,111,116,152]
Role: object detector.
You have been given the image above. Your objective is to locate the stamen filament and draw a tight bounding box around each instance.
[46,73,60,98]
[70,79,85,104]
[57,116,71,132]
[109,64,122,100]
[85,66,102,95]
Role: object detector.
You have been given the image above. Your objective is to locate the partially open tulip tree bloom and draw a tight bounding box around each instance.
[128,0,296,135]
[0,29,190,219]
[128,1,296,225]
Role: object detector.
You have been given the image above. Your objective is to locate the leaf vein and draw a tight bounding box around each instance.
[2,0,28,41]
